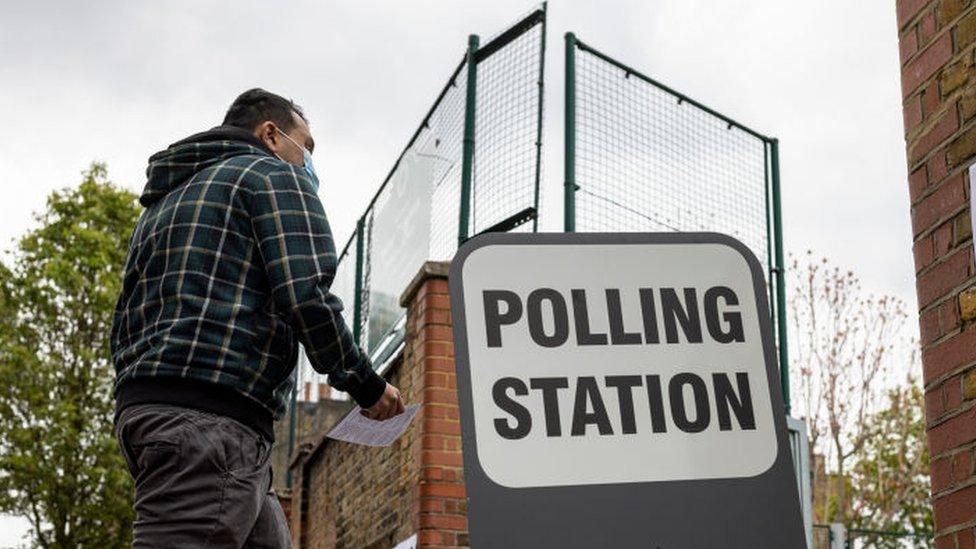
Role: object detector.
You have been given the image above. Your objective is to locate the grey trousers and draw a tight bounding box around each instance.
[114,403,292,548]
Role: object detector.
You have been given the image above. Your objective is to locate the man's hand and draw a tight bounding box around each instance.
[361,382,405,421]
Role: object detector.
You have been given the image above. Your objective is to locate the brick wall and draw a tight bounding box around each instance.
[272,398,354,494]
[288,262,468,549]
[897,0,976,546]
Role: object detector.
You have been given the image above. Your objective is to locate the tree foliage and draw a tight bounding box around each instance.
[788,251,931,533]
[0,164,139,547]
[849,383,932,534]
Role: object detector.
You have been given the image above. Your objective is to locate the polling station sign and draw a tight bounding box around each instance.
[449,232,806,548]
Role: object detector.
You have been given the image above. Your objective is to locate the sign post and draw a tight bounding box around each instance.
[449,232,806,548]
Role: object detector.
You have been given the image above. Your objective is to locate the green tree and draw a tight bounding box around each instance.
[0,164,140,547]
[789,252,933,544]
[788,251,912,525]
[849,381,933,535]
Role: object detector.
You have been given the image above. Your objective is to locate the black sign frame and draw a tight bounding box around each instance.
[449,232,806,548]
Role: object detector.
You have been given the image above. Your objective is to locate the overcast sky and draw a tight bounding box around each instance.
[0,0,907,543]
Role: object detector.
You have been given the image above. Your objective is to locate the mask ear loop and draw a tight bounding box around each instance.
[275,127,307,162]
[268,126,286,163]
[273,128,319,192]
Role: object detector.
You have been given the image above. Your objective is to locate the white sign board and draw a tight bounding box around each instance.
[461,240,776,487]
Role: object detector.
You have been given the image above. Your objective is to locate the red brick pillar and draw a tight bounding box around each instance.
[400,262,469,548]
[897,0,976,545]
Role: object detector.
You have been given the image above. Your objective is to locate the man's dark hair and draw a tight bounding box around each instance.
[223,88,306,132]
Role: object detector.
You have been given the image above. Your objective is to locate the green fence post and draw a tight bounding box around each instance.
[353,216,365,345]
[458,34,480,246]
[564,32,577,232]
[532,3,547,232]
[764,143,777,334]
[770,138,791,415]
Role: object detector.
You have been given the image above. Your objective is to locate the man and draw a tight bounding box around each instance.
[111,88,404,547]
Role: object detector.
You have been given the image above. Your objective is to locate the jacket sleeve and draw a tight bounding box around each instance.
[246,162,386,408]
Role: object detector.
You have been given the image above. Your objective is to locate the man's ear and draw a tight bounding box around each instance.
[254,121,278,150]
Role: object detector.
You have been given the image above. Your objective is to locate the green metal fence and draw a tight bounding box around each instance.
[563,34,791,413]
[362,5,544,371]
[812,524,933,549]
[845,528,933,549]
[356,6,545,365]
[813,524,833,548]
[285,5,547,484]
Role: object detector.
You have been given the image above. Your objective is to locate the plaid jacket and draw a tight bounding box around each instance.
[111,126,385,438]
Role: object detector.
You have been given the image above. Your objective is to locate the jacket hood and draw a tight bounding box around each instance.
[140,125,273,207]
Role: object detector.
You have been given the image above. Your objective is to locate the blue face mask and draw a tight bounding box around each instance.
[276,128,320,192]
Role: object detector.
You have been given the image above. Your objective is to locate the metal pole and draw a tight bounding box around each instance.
[564,32,577,232]
[770,138,791,414]
[353,216,365,345]
[764,142,776,331]
[458,34,479,246]
[531,3,547,232]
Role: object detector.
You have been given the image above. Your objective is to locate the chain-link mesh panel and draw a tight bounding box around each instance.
[293,7,548,378]
[572,42,770,267]
[359,210,374,352]
[425,64,468,262]
[469,11,544,237]
[366,160,431,357]
[357,9,545,359]
[811,525,831,549]
[810,525,933,549]
[847,531,933,549]
[356,62,465,359]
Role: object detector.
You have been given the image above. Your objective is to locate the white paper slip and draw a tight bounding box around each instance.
[326,404,421,447]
